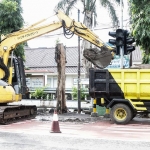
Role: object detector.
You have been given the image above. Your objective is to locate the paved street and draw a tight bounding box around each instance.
[0,117,150,150]
[0,117,150,142]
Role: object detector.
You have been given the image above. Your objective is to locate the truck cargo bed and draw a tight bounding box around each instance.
[89,68,150,100]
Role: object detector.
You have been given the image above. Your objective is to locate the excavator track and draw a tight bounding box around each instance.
[0,105,37,125]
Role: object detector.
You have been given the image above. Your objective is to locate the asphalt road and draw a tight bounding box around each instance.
[0,117,150,150]
[0,132,150,150]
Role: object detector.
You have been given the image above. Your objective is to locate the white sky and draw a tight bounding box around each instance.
[21,0,129,48]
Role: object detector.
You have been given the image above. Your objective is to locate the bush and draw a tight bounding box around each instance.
[71,86,89,100]
[31,87,46,99]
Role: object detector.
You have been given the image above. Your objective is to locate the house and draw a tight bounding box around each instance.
[24,46,86,99]
[24,46,142,99]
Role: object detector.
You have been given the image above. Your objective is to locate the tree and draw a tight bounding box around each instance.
[0,0,25,60]
[55,43,67,113]
[128,0,150,64]
[55,0,120,77]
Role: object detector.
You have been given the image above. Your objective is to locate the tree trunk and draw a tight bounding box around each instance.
[55,43,67,114]
[81,11,93,78]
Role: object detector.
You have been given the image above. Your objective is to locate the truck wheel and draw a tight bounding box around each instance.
[110,103,132,124]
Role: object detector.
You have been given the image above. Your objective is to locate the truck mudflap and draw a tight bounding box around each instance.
[0,105,37,124]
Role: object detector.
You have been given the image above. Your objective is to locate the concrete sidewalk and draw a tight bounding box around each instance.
[10,99,91,112]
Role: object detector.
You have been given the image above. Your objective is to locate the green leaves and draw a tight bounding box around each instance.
[0,0,25,60]
[14,44,25,61]
[0,0,23,34]
[71,86,89,100]
[100,0,120,27]
[142,53,150,64]
[0,0,18,12]
[129,0,150,63]
[32,87,47,99]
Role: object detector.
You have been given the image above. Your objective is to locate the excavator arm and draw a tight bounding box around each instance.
[56,11,114,68]
[0,10,114,81]
[0,10,115,124]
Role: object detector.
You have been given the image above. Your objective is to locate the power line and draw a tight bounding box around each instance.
[36,27,113,38]
[39,27,112,38]
[35,24,131,38]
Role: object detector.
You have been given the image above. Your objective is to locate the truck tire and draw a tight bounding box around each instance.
[110,103,133,124]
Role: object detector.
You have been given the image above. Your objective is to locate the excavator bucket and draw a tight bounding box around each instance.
[83,47,113,68]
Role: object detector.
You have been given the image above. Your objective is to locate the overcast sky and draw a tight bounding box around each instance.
[21,0,129,48]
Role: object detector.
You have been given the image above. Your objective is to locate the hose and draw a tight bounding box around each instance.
[0,57,9,81]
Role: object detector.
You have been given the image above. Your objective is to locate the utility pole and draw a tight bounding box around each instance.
[120,0,124,68]
[77,9,81,114]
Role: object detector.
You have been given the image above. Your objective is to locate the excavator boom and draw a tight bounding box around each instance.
[0,10,114,124]
[0,10,113,70]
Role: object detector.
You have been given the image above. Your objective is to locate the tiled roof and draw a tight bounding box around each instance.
[25,47,82,67]
[24,45,143,73]
[25,66,85,74]
[24,46,85,73]
[25,69,53,73]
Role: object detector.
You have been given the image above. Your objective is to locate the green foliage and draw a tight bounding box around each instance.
[0,0,23,34]
[100,0,120,27]
[142,53,150,64]
[0,0,25,60]
[31,87,46,99]
[71,86,89,100]
[129,0,150,63]
[0,0,18,12]
[14,43,25,61]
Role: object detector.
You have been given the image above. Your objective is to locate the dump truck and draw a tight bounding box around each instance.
[89,68,150,124]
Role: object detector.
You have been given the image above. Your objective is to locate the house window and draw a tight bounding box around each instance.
[31,77,43,87]
[53,78,57,88]
[47,78,51,87]
[73,78,77,85]
[26,78,31,87]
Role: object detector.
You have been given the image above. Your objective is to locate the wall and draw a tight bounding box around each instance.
[26,73,85,88]
[26,76,44,88]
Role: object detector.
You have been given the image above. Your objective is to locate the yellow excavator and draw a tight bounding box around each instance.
[0,10,114,124]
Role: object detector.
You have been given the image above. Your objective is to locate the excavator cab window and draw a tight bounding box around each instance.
[8,56,26,95]
[7,58,18,93]
[11,57,21,94]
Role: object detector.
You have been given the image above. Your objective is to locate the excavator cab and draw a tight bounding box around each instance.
[0,56,37,124]
[7,56,27,101]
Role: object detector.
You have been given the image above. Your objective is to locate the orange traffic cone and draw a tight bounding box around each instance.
[50,109,61,133]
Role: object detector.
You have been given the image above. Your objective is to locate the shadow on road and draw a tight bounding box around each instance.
[128,117,150,125]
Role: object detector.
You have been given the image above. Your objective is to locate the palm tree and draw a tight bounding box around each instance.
[55,0,120,77]
[55,0,120,26]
